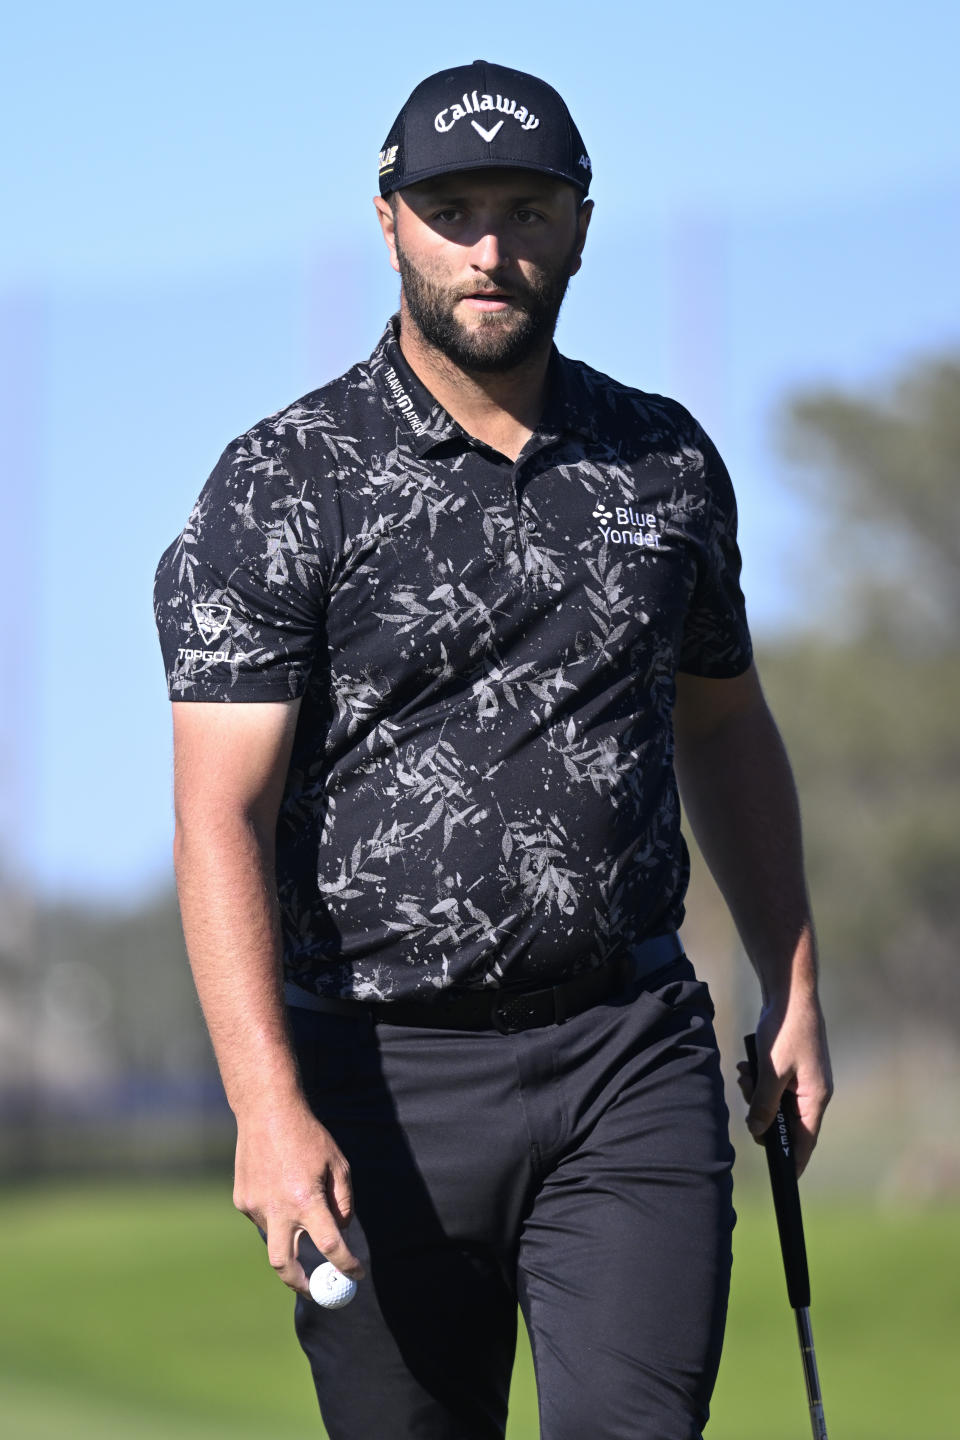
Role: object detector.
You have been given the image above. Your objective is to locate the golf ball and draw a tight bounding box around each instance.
[309,1260,358,1310]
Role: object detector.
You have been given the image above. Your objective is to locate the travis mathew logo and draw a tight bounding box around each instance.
[383,367,427,436]
[192,602,232,644]
[592,504,662,550]
[434,91,541,140]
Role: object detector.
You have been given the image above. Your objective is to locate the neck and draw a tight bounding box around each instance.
[397,305,552,462]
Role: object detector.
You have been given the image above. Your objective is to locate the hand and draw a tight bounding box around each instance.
[736,995,833,1176]
[232,1099,364,1295]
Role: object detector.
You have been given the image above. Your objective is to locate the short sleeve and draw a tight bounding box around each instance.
[677,423,753,677]
[153,435,329,701]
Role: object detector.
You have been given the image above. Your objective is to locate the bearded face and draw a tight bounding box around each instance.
[391,186,585,374]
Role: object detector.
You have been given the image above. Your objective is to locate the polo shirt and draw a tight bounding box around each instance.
[154,315,752,1002]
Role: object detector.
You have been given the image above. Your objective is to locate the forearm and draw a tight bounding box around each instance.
[168,699,360,1285]
[674,671,832,1167]
[174,812,302,1119]
[674,695,817,1005]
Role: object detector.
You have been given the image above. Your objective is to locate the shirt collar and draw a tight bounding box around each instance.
[544,345,595,440]
[539,348,599,445]
[368,314,598,457]
[368,316,462,456]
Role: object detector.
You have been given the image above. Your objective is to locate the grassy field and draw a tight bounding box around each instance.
[0,1179,956,1438]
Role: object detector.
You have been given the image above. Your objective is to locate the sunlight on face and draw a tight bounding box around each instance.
[391,171,590,372]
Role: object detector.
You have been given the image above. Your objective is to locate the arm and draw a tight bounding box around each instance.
[673,662,832,1173]
[172,699,362,1292]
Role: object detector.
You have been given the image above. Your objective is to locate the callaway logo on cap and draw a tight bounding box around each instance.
[378,59,591,197]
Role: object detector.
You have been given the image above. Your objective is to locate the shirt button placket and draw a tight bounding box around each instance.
[514,455,551,590]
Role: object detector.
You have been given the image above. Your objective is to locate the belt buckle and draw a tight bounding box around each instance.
[491,988,551,1034]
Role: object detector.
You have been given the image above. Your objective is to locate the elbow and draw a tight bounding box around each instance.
[173,804,276,881]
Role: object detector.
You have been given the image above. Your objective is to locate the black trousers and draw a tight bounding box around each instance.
[289,957,735,1440]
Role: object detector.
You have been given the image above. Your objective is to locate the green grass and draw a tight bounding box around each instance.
[712,1194,960,1439]
[0,1180,956,1438]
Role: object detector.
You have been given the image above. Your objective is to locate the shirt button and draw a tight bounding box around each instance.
[524,518,539,533]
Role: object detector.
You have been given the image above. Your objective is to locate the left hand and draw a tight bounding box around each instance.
[736,994,833,1176]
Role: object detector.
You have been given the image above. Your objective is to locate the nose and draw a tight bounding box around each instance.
[469,227,509,273]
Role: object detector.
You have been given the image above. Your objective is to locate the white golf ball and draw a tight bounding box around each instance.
[309,1260,358,1310]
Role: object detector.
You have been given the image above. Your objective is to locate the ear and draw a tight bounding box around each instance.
[569,198,594,277]
[373,195,401,275]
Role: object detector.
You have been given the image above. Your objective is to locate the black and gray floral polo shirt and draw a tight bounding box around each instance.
[154,315,752,1001]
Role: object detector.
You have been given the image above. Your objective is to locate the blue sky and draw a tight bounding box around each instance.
[2,1,958,900]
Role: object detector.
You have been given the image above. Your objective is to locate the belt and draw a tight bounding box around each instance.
[284,932,684,1034]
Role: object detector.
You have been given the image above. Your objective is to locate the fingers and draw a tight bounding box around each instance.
[745,1060,785,1143]
[791,1070,833,1177]
[735,1043,784,1137]
[266,1218,310,1294]
[261,1200,364,1295]
[304,1157,364,1280]
[740,1069,814,1175]
[326,1152,355,1232]
[233,1108,365,1295]
[300,1203,364,1281]
[298,1154,364,1281]
[790,1113,817,1178]
[738,1027,833,1178]
[236,1167,364,1296]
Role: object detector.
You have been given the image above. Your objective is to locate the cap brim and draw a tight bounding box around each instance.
[383,158,589,196]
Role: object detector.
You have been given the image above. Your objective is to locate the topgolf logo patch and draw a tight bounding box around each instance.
[192,602,232,644]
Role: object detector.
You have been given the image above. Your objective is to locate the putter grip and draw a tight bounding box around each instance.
[744,1034,811,1311]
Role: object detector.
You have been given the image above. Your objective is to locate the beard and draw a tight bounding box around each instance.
[395,236,579,374]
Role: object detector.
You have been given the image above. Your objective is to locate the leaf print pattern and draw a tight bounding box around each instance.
[396,738,485,851]
[548,721,639,801]
[501,816,580,917]
[154,315,752,1000]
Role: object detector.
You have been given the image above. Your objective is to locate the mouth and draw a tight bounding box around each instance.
[459,288,514,313]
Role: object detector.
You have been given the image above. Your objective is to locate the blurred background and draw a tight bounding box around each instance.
[2,2,958,1436]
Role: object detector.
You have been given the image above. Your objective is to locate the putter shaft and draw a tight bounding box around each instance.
[796,1307,828,1440]
[744,1035,829,1440]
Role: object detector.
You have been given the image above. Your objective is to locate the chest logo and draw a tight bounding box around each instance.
[591,505,662,550]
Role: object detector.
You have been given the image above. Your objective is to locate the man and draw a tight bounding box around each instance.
[154,59,831,1440]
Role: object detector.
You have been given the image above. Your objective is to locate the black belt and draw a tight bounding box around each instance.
[284,933,684,1034]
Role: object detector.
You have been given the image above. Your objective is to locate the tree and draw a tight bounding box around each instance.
[759,355,960,1035]
[780,356,960,648]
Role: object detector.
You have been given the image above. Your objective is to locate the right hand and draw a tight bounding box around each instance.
[232,1099,364,1295]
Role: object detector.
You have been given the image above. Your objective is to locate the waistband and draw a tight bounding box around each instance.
[284,932,685,1034]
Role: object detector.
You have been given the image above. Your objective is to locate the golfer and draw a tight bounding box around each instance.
[154,59,832,1440]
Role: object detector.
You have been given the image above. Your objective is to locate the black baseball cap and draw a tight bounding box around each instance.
[378,60,592,198]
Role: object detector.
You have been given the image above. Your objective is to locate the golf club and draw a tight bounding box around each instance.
[744,1033,828,1440]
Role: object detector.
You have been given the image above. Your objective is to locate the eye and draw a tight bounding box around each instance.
[514,208,544,225]
[431,207,463,223]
